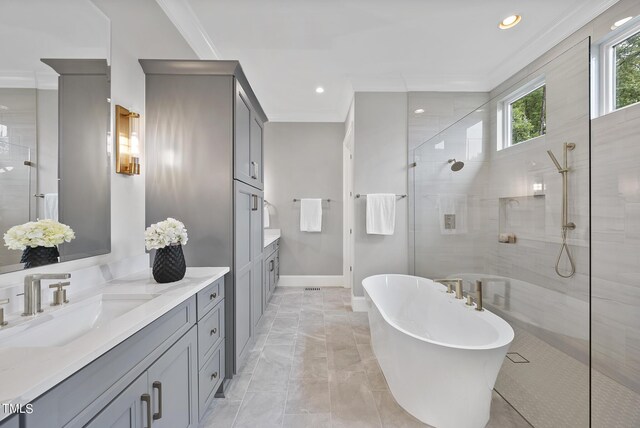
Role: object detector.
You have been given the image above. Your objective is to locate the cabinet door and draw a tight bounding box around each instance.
[266,254,275,295]
[147,327,198,428]
[263,255,270,312]
[250,190,264,326]
[249,114,264,190]
[85,374,148,428]
[235,267,252,362]
[251,256,263,328]
[234,181,256,363]
[234,84,252,185]
[275,250,280,287]
[250,191,263,261]
[234,182,253,272]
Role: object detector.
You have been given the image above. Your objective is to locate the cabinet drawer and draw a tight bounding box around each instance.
[197,277,224,320]
[198,343,224,420]
[197,300,224,368]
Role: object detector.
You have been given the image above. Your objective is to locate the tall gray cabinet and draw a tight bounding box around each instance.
[141,60,267,381]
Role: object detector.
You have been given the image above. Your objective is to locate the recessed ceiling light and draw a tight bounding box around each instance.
[414,108,425,114]
[315,87,325,94]
[499,15,521,30]
[611,16,633,30]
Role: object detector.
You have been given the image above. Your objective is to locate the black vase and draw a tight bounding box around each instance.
[153,244,186,283]
[21,246,60,269]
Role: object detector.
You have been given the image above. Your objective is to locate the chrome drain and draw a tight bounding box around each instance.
[305,287,321,291]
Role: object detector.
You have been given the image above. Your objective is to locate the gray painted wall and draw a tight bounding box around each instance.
[264,122,344,276]
[353,92,408,296]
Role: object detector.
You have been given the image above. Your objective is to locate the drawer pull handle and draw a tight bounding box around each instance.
[211,372,218,380]
[141,393,152,428]
[210,327,217,335]
[152,381,163,420]
[210,292,217,300]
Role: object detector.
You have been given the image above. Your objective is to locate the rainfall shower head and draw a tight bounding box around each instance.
[448,159,465,171]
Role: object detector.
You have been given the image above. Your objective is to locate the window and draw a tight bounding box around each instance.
[498,76,546,150]
[614,30,640,109]
[597,17,640,116]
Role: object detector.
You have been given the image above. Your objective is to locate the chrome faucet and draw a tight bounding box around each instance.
[21,273,71,316]
[434,278,464,299]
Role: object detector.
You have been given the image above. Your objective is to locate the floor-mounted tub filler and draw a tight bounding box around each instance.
[363,274,514,428]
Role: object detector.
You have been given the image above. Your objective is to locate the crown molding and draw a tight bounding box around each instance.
[155,0,220,60]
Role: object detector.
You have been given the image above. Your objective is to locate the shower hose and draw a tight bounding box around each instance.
[555,228,576,278]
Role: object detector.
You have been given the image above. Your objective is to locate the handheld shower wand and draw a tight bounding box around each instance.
[547,142,576,278]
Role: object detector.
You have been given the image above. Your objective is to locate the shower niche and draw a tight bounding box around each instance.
[498,195,546,243]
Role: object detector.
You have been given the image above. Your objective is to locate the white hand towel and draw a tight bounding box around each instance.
[44,193,58,221]
[300,198,322,232]
[263,205,270,228]
[366,194,396,235]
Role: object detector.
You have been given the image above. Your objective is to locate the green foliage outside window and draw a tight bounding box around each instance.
[511,85,546,145]
[615,31,640,109]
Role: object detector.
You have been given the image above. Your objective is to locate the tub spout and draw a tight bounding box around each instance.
[434,278,464,299]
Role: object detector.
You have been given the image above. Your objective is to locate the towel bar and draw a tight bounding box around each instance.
[292,198,331,202]
[355,194,406,199]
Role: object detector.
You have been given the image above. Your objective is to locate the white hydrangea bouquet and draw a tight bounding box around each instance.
[145,218,188,283]
[144,217,188,250]
[3,219,75,250]
[3,219,75,268]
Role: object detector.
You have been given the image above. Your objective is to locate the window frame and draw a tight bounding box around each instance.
[596,17,640,117]
[497,75,546,151]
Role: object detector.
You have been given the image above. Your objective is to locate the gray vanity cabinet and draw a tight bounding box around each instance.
[85,374,148,428]
[85,328,199,428]
[141,60,268,380]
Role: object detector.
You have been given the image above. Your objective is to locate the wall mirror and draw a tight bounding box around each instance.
[0,0,111,273]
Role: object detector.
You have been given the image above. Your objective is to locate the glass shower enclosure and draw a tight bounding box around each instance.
[410,35,638,427]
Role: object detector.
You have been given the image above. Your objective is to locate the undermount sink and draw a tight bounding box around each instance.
[0,293,159,348]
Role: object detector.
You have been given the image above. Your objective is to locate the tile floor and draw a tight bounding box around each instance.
[497,325,640,428]
[199,287,532,428]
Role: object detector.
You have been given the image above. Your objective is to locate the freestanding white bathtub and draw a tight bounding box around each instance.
[363,274,514,428]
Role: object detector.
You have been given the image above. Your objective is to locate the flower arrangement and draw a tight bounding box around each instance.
[3,219,75,250]
[145,218,188,250]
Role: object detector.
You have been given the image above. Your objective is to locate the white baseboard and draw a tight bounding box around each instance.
[278,275,344,287]
[351,296,368,312]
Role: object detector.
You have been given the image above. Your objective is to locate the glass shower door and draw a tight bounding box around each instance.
[0,140,33,267]
[410,38,591,427]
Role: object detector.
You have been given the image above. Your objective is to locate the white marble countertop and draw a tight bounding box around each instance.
[264,228,281,248]
[0,266,229,421]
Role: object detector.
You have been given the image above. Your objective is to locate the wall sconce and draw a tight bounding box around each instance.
[115,105,141,175]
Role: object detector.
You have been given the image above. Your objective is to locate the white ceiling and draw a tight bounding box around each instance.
[0,0,109,88]
[165,0,618,122]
